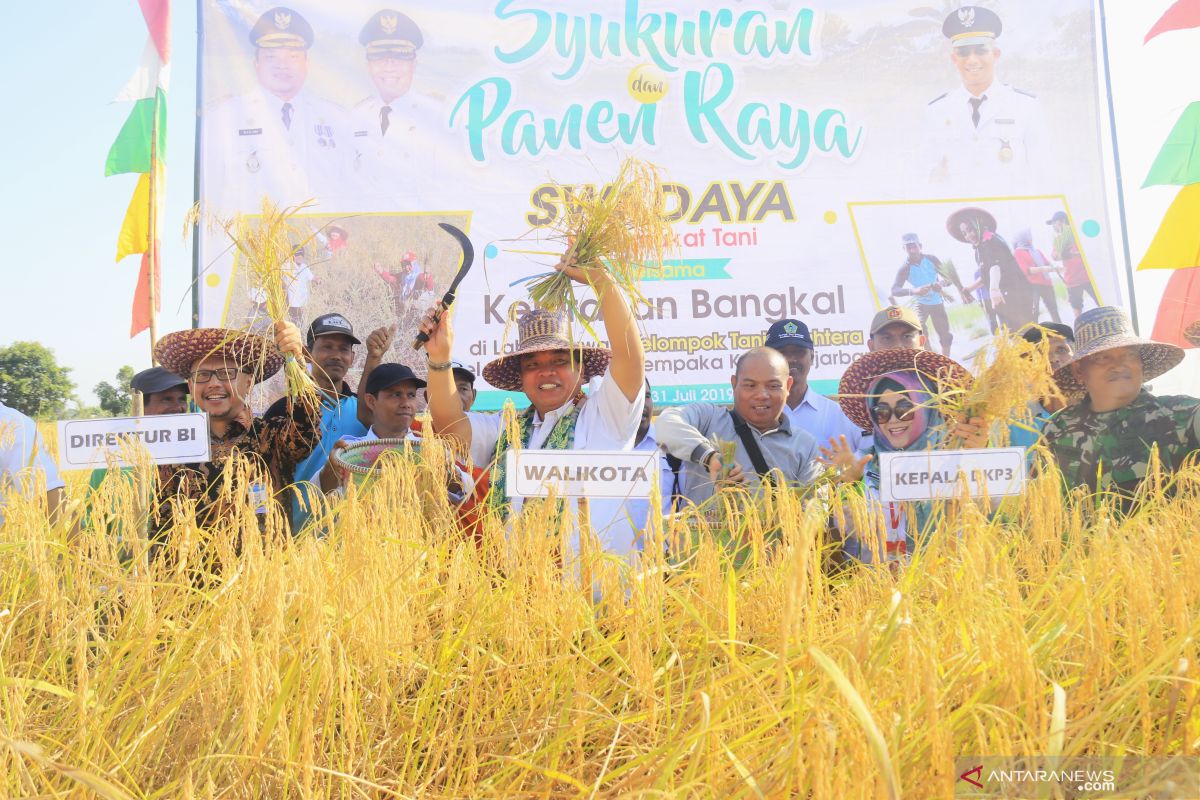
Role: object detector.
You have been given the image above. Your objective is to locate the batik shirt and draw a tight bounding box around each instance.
[152,395,322,538]
[1043,389,1200,497]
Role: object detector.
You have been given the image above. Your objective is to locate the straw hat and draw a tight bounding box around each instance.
[946,206,997,243]
[837,348,973,431]
[1053,306,1184,393]
[482,309,611,392]
[1185,319,1200,348]
[154,328,284,383]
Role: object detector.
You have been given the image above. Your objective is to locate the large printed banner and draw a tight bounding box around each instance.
[197,0,1122,409]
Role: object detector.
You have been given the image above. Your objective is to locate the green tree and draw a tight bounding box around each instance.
[95,365,135,417]
[0,341,75,418]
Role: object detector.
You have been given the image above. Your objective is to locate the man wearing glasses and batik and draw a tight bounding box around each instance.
[148,322,322,550]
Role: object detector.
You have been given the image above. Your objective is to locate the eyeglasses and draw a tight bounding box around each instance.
[191,367,244,384]
[953,44,993,58]
[871,399,917,423]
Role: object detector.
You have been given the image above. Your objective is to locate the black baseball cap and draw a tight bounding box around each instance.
[1046,211,1069,225]
[1020,322,1075,344]
[765,318,814,350]
[131,367,187,395]
[306,313,362,348]
[365,363,427,394]
[451,360,476,384]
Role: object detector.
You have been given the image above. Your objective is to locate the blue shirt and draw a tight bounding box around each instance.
[908,258,944,306]
[1009,400,1052,465]
[265,383,366,532]
[782,386,866,453]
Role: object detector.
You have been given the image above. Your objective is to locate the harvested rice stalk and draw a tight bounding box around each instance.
[939,332,1063,447]
[221,198,321,403]
[523,157,673,332]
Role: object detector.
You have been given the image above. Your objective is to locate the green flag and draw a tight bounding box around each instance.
[105,87,167,176]
[1143,101,1200,188]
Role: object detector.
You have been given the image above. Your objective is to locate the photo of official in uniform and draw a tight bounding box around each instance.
[204,6,351,209]
[351,10,441,207]
[921,6,1049,193]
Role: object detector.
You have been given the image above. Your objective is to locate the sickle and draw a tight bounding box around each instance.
[412,222,475,350]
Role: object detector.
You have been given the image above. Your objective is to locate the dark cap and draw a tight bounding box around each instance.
[943,6,1002,46]
[451,360,476,384]
[306,313,362,349]
[359,10,423,60]
[365,363,426,394]
[765,319,814,350]
[1045,211,1069,225]
[1020,322,1075,344]
[901,233,921,246]
[131,367,187,396]
[250,7,313,49]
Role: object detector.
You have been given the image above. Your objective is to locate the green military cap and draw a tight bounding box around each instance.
[249,6,314,50]
[359,9,423,60]
[942,6,1002,47]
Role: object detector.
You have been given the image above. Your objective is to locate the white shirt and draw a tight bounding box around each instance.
[783,386,865,453]
[0,401,64,526]
[205,87,352,209]
[596,427,676,559]
[351,91,443,207]
[921,82,1048,194]
[466,371,645,558]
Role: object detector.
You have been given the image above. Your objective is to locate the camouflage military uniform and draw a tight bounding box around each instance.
[1043,389,1200,497]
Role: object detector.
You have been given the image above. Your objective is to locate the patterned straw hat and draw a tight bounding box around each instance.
[482,309,611,392]
[1053,306,1184,393]
[1185,319,1200,348]
[154,328,284,383]
[946,206,997,243]
[838,348,973,431]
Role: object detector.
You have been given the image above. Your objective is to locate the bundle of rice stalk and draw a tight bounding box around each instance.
[525,156,672,330]
[221,197,321,403]
[939,330,1064,447]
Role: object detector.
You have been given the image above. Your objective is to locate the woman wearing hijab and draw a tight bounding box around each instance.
[820,348,984,565]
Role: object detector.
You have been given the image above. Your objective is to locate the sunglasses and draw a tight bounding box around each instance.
[871,399,917,424]
[954,44,994,57]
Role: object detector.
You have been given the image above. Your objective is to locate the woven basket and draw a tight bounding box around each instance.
[330,438,420,485]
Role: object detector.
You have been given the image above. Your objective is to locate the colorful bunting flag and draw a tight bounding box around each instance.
[108,0,170,340]
[1144,0,1200,44]
[1136,184,1200,270]
[1142,102,1200,188]
[1151,267,1200,348]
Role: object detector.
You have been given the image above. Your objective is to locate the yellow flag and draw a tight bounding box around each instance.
[115,168,165,263]
[1137,183,1200,270]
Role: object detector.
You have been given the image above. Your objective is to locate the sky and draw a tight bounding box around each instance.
[0,1,1196,405]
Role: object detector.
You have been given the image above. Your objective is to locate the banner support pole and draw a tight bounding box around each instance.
[191,0,204,331]
[1098,0,1140,332]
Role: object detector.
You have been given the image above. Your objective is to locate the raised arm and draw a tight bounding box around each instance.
[558,254,645,402]
[356,325,395,429]
[418,304,472,451]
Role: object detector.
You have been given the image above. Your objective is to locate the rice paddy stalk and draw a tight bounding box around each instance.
[524,157,673,331]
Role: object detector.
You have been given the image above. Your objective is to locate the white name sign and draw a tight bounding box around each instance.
[505,449,658,499]
[57,413,210,470]
[877,447,1026,503]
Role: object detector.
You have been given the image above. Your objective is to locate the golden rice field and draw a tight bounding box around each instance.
[2,449,1200,799]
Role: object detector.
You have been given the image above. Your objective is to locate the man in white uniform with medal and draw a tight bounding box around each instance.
[205,6,350,210]
[921,6,1048,194]
[351,10,442,208]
